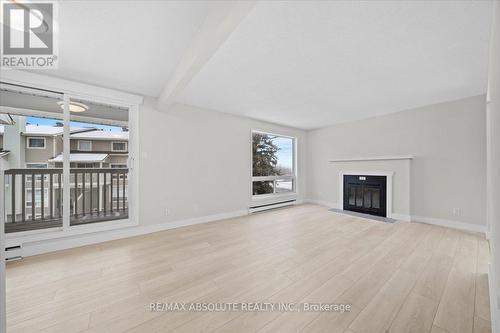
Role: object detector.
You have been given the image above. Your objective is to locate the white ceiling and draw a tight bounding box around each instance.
[35,0,210,97]
[30,1,493,129]
[177,1,494,129]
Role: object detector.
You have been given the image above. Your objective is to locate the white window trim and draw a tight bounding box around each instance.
[26,137,46,149]
[111,141,127,152]
[251,130,297,199]
[77,140,92,151]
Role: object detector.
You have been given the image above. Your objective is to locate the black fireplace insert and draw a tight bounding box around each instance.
[343,175,387,217]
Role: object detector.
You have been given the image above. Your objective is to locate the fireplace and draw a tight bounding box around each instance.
[343,175,387,217]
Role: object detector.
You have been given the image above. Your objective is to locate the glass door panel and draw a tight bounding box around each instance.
[355,186,363,207]
[372,189,380,209]
[363,188,372,208]
[68,97,129,226]
[0,83,64,232]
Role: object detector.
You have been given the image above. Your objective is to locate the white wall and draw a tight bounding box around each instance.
[138,98,307,225]
[306,95,487,227]
[487,1,500,330]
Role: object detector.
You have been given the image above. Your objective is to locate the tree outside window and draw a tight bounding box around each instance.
[252,132,295,196]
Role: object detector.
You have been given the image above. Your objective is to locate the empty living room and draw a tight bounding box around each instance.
[1,0,500,332]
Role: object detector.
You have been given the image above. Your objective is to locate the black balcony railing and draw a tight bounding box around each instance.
[4,168,128,233]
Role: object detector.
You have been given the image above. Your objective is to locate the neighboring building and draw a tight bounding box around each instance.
[0,116,128,170]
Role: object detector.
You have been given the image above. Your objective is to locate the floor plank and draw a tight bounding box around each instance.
[388,292,438,333]
[474,316,492,333]
[433,233,478,333]
[475,239,491,322]
[348,269,418,333]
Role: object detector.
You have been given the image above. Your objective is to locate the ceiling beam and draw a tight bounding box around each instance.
[157,0,257,110]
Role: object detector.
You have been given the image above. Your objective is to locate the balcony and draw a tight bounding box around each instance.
[4,168,128,233]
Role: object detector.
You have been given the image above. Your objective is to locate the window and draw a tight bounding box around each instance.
[110,163,127,168]
[26,163,49,181]
[76,163,95,168]
[26,163,48,169]
[26,188,49,208]
[26,137,46,149]
[112,186,128,200]
[111,142,127,152]
[252,131,296,196]
[77,140,92,151]
[111,164,127,180]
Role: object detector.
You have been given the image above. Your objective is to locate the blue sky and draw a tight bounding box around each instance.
[27,116,123,132]
[273,136,293,169]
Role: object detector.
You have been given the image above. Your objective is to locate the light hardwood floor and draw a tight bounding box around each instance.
[6,204,491,333]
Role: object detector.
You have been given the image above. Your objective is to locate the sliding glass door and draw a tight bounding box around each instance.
[0,83,134,234]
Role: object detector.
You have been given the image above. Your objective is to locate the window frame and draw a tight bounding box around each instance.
[110,163,127,168]
[25,163,48,169]
[26,137,46,149]
[75,162,95,168]
[77,140,92,151]
[26,188,50,208]
[251,130,297,198]
[25,163,49,181]
[111,141,127,152]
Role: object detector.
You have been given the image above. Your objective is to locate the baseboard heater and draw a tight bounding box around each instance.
[5,245,22,262]
[249,199,296,213]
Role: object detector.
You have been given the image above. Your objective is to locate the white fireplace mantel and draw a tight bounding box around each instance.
[329,155,414,163]
[332,156,411,221]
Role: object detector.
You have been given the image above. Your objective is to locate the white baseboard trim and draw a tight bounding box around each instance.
[411,215,487,234]
[390,213,411,222]
[17,209,249,257]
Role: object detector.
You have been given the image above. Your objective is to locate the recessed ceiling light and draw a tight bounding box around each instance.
[57,101,88,113]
